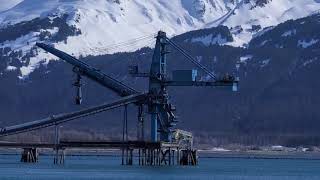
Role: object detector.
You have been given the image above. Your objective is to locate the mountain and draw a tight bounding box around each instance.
[1,12,320,146]
[0,0,23,12]
[0,0,319,78]
[1,0,320,145]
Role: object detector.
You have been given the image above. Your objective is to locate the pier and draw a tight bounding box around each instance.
[0,31,237,167]
[0,141,198,166]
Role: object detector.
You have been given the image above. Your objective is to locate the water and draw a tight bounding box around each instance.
[0,154,320,180]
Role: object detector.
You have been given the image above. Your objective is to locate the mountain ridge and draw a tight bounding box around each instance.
[0,0,319,77]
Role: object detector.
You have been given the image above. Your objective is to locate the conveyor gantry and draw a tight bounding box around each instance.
[0,31,238,146]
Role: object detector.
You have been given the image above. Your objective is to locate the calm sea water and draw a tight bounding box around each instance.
[0,154,319,180]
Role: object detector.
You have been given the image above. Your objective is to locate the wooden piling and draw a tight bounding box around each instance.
[21,148,38,163]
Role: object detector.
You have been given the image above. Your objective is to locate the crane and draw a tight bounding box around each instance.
[0,31,238,144]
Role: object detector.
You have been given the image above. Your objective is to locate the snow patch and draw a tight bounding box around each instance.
[271,145,285,151]
[0,32,39,54]
[260,40,270,47]
[6,66,17,71]
[303,58,317,66]
[20,47,59,78]
[281,29,296,37]
[221,0,320,46]
[43,27,59,34]
[210,147,231,152]
[298,39,319,48]
[0,27,60,78]
[240,55,253,63]
[261,59,270,67]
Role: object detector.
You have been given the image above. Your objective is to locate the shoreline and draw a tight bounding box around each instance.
[198,150,320,160]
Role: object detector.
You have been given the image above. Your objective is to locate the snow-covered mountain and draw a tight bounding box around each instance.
[220,0,320,46]
[0,0,319,78]
[0,0,23,12]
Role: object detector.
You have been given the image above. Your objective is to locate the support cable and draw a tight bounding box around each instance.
[105,38,155,52]
[104,34,155,49]
[165,38,217,80]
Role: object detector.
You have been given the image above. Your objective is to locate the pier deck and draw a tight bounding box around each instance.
[0,141,164,149]
[0,141,197,166]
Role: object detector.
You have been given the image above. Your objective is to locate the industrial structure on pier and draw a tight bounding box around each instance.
[0,31,238,166]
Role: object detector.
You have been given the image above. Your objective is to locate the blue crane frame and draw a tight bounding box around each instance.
[0,31,238,143]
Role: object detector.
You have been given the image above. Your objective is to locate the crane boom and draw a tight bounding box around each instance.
[36,43,138,97]
[0,93,146,137]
